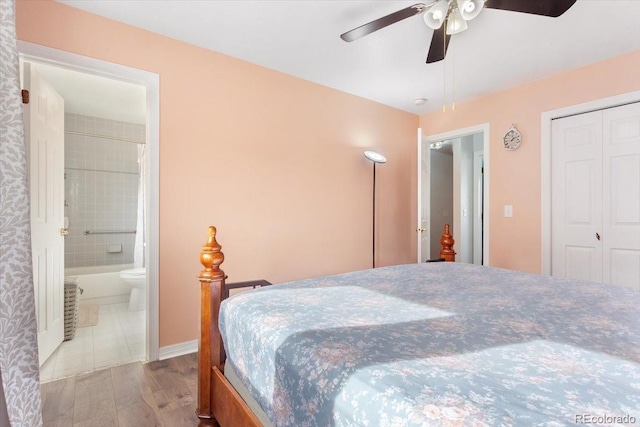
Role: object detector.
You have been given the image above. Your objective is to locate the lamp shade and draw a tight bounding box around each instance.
[423,0,449,30]
[457,0,484,20]
[446,8,468,34]
[364,150,387,163]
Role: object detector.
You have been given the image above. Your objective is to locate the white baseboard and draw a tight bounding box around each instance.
[158,339,197,360]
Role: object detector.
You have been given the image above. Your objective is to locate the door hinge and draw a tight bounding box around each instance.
[21,90,29,104]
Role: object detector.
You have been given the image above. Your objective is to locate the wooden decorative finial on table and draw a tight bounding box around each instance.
[439,224,456,262]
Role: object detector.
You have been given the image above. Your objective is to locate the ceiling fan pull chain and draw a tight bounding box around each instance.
[451,46,456,111]
[442,23,447,113]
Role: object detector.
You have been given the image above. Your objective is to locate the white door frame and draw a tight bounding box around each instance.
[18,41,161,362]
[540,90,640,276]
[418,123,490,265]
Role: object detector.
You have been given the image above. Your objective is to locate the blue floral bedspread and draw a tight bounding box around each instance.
[219,262,640,426]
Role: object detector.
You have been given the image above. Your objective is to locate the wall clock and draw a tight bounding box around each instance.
[503,124,522,150]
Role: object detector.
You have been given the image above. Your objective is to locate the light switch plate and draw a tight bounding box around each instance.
[504,205,513,218]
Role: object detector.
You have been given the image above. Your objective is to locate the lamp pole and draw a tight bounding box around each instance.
[372,162,376,268]
[364,151,387,269]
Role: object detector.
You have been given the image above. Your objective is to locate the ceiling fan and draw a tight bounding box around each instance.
[340,0,577,63]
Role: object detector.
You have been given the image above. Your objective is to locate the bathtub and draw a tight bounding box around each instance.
[64,264,133,306]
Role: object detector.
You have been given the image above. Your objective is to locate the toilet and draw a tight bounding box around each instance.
[119,268,146,311]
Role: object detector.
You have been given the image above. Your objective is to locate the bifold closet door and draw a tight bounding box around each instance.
[552,102,640,289]
[602,103,640,289]
[551,110,603,283]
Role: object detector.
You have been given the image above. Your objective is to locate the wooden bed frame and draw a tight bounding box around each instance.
[196,225,456,426]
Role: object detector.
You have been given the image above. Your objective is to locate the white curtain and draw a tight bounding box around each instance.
[133,143,145,268]
[0,1,43,426]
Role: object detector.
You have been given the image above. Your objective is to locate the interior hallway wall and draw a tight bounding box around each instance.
[429,150,453,259]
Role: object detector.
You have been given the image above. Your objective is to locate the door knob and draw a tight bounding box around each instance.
[417,227,427,232]
[596,232,600,241]
[60,228,69,236]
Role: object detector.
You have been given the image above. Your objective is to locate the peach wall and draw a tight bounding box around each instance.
[16,0,418,347]
[420,50,640,273]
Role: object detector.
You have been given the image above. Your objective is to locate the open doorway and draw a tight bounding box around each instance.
[417,124,490,264]
[18,42,160,382]
[426,140,454,260]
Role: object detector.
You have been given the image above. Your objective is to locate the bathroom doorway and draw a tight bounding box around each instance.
[19,42,160,382]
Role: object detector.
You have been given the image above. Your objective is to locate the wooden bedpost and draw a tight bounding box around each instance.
[439,224,456,262]
[197,226,226,422]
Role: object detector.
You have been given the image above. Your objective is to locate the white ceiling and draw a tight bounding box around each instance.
[56,0,640,115]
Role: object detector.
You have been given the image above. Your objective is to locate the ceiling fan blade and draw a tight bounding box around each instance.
[484,0,577,17]
[426,26,451,64]
[340,3,427,42]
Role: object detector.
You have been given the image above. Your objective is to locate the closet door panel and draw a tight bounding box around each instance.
[551,111,602,282]
[603,102,640,290]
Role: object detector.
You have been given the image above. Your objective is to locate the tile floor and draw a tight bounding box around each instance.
[40,303,146,383]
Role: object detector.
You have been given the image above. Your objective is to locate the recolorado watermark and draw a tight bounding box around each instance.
[575,414,637,424]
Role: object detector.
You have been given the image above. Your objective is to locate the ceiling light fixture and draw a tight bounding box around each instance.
[423,0,485,35]
[423,0,449,29]
[414,98,427,105]
[458,0,484,20]
[446,8,468,34]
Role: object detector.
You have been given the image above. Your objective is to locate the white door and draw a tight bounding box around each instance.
[551,102,640,289]
[417,129,431,262]
[551,110,603,282]
[23,63,66,365]
[602,103,640,289]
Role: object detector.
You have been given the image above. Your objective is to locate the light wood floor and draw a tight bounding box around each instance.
[41,353,201,426]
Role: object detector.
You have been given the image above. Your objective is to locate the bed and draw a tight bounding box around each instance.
[195,226,640,426]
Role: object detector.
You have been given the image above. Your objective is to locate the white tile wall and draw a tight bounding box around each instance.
[64,113,145,268]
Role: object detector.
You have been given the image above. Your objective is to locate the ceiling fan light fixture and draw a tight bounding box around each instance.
[446,8,468,34]
[423,0,449,30]
[457,0,484,21]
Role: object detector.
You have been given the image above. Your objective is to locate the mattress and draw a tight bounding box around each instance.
[220,262,640,426]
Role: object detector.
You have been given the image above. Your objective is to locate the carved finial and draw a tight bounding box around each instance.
[199,226,225,280]
[439,224,456,262]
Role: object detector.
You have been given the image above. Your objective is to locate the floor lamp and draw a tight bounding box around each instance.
[364,150,387,268]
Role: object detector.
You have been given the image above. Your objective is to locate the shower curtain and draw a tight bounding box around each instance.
[0,1,43,426]
[133,143,145,268]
